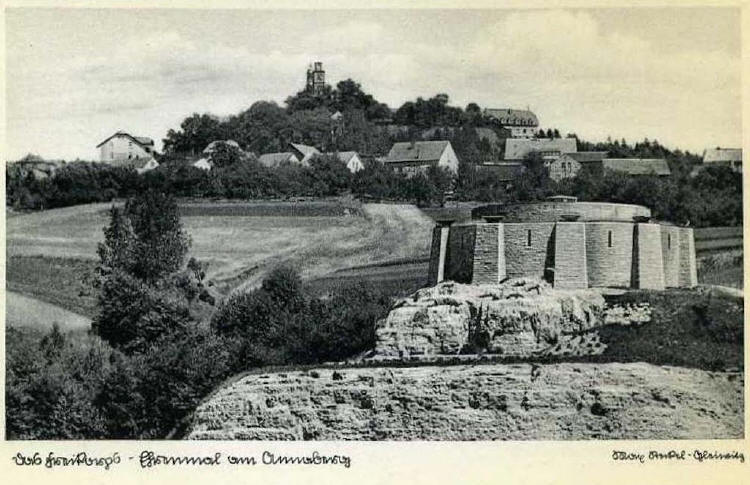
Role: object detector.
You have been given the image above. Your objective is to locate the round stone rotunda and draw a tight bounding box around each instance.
[427,197,697,290]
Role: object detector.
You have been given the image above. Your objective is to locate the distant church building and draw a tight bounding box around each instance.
[306,61,326,96]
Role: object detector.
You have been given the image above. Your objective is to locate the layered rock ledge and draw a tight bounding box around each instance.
[373,279,606,358]
[186,363,743,440]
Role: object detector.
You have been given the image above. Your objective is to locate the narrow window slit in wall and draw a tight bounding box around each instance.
[668,234,671,249]
[608,230,612,248]
[527,229,532,247]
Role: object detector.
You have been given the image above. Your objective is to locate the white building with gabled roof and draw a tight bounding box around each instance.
[96,131,155,162]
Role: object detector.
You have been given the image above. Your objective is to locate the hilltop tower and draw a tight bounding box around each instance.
[305,61,326,96]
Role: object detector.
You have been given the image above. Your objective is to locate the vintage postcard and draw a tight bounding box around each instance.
[1,0,747,483]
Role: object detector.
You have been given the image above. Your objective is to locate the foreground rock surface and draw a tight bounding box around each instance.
[373,279,605,358]
[186,363,743,440]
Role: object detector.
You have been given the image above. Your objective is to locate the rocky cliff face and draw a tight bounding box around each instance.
[373,279,605,358]
[186,363,743,440]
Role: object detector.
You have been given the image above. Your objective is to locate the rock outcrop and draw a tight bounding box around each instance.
[373,279,605,358]
[186,363,743,440]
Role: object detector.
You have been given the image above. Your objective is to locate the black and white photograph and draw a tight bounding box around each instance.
[3,3,744,448]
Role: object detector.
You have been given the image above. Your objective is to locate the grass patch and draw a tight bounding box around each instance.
[7,256,99,318]
[6,291,91,332]
[588,289,744,371]
[306,272,426,299]
[697,250,743,289]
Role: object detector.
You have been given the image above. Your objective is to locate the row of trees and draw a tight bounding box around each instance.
[6,146,742,227]
[7,191,399,439]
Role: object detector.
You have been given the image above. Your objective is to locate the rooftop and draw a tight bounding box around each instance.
[504,138,578,160]
[483,108,539,127]
[602,158,671,176]
[384,140,451,163]
[258,152,299,167]
[703,148,742,163]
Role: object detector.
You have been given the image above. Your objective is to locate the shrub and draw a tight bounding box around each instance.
[212,269,394,369]
[92,270,192,353]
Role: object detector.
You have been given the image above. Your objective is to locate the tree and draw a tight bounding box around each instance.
[97,206,138,277]
[510,152,555,202]
[122,191,190,282]
[285,85,335,113]
[162,113,226,155]
[207,142,246,169]
[93,191,193,352]
[307,153,353,196]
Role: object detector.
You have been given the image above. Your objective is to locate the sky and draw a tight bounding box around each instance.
[4,7,743,160]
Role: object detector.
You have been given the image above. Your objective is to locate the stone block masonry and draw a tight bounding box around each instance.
[504,223,555,279]
[445,225,476,283]
[678,228,698,287]
[426,226,443,284]
[633,224,665,290]
[553,223,588,289]
[427,202,697,290]
[585,223,633,288]
[661,225,681,287]
[472,223,500,285]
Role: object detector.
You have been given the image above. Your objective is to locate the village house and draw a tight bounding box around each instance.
[326,151,364,173]
[503,137,578,161]
[702,147,742,173]
[546,151,608,182]
[548,155,670,179]
[483,108,539,138]
[258,152,300,168]
[382,140,459,176]
[289,143,321,165]
[96,131,155,162]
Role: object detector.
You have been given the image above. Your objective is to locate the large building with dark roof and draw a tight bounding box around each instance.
[483,108,539,138]
[547,154,670,181]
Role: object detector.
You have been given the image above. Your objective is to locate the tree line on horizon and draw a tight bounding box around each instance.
[5,77,742,227]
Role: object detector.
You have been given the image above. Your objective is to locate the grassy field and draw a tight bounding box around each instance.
[7,200,742,326]
[7,256,99,318]
[7,200,435,302]
[6,291,91,332]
